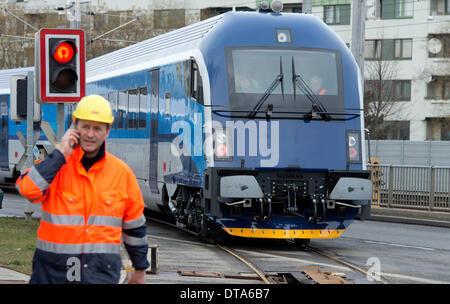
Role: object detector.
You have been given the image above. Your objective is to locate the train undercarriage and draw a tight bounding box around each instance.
[164,167,372,242]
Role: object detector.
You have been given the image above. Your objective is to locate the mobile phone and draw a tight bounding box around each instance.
[69,123,79,148]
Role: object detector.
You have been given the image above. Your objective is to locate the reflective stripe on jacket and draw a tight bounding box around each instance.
[16,145,149,283]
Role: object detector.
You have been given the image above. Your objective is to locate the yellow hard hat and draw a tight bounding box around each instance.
[73,95,114,124]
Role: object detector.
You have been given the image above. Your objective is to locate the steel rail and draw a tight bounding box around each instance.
[146,213,275,283]
[215,244,273,284]
[304,245,389,284]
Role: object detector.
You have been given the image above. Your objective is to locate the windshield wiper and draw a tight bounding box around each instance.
[292,57,331,121]
[248,56,284,118]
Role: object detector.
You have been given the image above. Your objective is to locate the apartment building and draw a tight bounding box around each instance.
[313,0,449,141]
[1,0,449,140]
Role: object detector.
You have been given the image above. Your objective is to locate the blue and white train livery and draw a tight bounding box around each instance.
[86,10,372,242]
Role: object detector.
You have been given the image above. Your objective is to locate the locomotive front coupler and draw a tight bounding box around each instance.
[308,194,327,223]
[253,196,272,223]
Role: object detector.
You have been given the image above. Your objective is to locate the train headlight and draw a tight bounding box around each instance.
[347,130,362,163]
[213,127,233,161]
[276,28,292,44]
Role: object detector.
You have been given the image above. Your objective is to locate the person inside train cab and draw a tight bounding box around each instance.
[310,75,326,96]
[234,64,260,93]
[16,95,149,284]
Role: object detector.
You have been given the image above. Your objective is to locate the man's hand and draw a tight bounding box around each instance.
[127,269,146,284]
[58,129,80,157]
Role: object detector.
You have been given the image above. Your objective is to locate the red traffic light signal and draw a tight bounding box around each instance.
[35,29,85,103]
[53,41,76,63]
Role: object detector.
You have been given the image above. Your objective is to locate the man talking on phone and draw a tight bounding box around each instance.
[16,95,149,284]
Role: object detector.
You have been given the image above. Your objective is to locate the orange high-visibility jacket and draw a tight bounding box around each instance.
[16,144,149,283]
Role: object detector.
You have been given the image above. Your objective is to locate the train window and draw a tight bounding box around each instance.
[108,91,118,129]
[192,61,204,105]
[139,87,147,129]
[226,47,344,118]
[117,91,128,129]
[128,88,139,129]
[183,60,204,105]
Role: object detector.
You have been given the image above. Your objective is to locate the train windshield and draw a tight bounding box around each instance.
[226,47,344,118]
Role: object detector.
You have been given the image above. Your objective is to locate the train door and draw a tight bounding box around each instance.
[149,69,160,194]
[0,95,9,171]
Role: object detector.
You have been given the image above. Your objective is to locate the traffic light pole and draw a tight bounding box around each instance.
[24,70,35,221]
[56,104,65,141]
[54,0,82,141]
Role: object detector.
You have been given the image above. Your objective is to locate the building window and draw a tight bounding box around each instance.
[382,39,412,60]
[324,5,351,25]
[283,3,302,13]
[365,40,382,59]
[365,39,412,60]
[384,121,410,140]
[427,77,450,100]
[430,0,450,16]
[365,80,411,101]
[393,80,411,101]
[382,80,411,101]
[381,0,413,19]
[396,0,413,17]
[394,39,412,58]
[441,119,450,141]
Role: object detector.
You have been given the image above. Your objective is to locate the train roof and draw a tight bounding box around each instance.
[86,13,224,81]
[86,11,344,82]
[0,66,34,94]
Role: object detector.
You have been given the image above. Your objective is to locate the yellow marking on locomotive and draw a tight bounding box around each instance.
[222,228,345,239]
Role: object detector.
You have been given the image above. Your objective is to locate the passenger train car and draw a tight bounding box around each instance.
[0,67,57,185]
[85,10,372,242]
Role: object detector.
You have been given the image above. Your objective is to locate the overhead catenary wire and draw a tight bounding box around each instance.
[89,17,140,43]
[1,7,39,31]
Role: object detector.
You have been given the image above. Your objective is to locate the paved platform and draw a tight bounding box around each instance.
[0,267,29,284]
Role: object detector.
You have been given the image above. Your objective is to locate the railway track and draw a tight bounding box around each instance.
[216,243,389,284]
[302,245,389,284]
[145,213,387,284]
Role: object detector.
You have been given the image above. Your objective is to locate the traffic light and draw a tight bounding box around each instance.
[35,29,85,104]
[10,75,41,122]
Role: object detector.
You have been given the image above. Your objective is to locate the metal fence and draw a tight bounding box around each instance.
[368,164,450,211]
[366,140,450,167]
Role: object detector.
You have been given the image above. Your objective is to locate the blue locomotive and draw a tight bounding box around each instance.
[86,9,372,242]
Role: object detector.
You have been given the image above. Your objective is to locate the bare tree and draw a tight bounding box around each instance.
[0,5,159,69]
[364,58,409,139]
